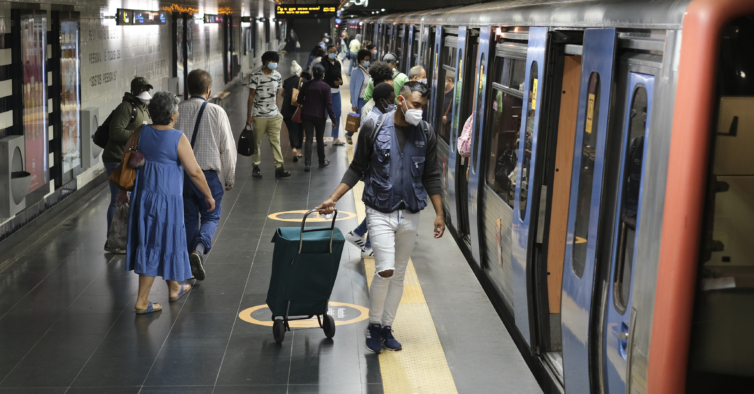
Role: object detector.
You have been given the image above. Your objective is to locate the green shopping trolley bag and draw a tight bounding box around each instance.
[267,209,345,343]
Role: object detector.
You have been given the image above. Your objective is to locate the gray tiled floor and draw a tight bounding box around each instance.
[0,52,540,394]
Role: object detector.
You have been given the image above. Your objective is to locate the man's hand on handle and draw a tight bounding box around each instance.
[316,197,337,215]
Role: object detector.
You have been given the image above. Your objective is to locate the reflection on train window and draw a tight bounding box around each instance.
[519,61,538,220]
[452,48,464,151]
[472,55,486,174]
[572,72,601,278]
[439,68,456,143]
[614,85,648,313]
[486,89,522,208]
[442,45,456,69]
[510,59,526,91]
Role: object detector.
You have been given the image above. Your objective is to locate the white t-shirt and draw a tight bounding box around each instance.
[249,70,282,118]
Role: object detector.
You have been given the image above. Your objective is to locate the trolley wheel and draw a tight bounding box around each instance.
[323,314,336,339]
[273,320,286,344]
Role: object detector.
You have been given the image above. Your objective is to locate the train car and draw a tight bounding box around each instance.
[351,0,754,393]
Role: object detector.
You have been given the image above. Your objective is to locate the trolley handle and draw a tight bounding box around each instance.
[299,208,339,254]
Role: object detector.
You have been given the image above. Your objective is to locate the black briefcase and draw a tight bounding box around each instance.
[237,124,256,156]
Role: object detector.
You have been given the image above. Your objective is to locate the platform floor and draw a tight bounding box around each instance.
[0,53,542,394]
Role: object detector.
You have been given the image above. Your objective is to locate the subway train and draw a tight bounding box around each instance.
[345,0,754,393]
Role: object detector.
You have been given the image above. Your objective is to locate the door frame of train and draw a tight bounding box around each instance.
[446,26,467,238]
[407,25,414,74]
[511,26,548,347]
[560,28,617,394]
[430,25,443,132]
[467,26,494,268]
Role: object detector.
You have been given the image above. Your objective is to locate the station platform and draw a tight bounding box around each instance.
[0,53,541,394]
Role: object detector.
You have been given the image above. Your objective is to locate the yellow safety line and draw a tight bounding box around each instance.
[347,143,458,394]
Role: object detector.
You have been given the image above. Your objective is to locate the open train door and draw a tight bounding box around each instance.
[561,28,617,393]
[445,26,467,241]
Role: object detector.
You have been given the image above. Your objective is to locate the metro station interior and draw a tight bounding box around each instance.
[0,0,753,393]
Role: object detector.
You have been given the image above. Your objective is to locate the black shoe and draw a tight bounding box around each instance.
[275,167,291,178]
[252,166,262,178]
[190,252,206,281]
[304,165,311,172]
[319,159,330,168]
[293,155,299,162]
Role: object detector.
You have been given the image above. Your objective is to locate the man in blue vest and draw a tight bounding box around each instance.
[318,81,445,353]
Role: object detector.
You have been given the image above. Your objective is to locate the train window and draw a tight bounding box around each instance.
[519,61,538,221]
[472,54,486,174]
[486,88,522,208]
[510,60,526,91]
[613,85,648,313]
[572,72,601,278]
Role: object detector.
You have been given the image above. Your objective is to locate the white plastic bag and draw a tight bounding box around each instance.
[107,202,129,250]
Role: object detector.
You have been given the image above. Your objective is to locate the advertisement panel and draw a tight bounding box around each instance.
[60,18,81,173]
[20,12,49,192]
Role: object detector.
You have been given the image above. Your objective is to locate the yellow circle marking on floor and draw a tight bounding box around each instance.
[267,210,357,222]
[238,302,369,328]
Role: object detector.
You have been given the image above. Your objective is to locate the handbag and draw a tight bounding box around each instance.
[345,113,360,133]
[292,107,303,123]
[108,125,145,191]
[237,124,256,156]
[291,77,303,108]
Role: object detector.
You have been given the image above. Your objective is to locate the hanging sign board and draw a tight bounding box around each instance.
[116,9,167,25]
[275,5,337,18]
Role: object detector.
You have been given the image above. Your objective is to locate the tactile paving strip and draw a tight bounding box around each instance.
[348,142,459,394]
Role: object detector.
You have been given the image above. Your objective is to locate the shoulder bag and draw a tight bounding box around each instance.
[108,125,145,191]
[291,77,303,107]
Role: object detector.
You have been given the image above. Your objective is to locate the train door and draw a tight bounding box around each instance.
[561,28,617,394]
[445,27,466,236]
[420,26,430,68]
[467,26,493,267]
[430,26,444,131]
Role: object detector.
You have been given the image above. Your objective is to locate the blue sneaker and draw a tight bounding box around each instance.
[365,323,383,353]
[381,326,402,351]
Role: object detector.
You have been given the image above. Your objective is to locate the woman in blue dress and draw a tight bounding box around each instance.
[118,92,216,314]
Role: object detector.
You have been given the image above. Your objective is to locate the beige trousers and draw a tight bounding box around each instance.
[251,113,284,168]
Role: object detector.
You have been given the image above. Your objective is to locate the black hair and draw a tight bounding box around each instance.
[399,81,430,99]
[373,83,394,103]
[326,44,337,52]
[313,64,325,80]
[300,71,312,81]
[315,48,326,57]
[366,44,375,50]
[368,61,393,85]
[187,69,212,96]
[261,51,279,64]
[357,49,372,63]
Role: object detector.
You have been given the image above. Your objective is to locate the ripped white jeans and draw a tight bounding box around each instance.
[366,207,421,327]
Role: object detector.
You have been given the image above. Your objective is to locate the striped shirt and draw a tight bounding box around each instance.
[175,97,237,186]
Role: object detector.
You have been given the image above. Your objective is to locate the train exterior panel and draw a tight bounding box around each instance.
[350,0,754,392]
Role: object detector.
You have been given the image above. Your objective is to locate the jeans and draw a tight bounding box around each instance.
[302,114,327,166]
[331,92,341,139]
[348,52,358,76]
[184,171,224,254]
[284,117,303,149]
[366,207,421,326]
[353,218,371,248]
[104,162,120,232]
[251,114,284,168]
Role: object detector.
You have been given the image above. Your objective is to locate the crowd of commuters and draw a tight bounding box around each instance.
[102,34,444,353]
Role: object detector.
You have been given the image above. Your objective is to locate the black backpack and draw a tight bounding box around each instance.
[92,100,139,149]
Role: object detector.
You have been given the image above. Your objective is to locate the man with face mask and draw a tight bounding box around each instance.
[318,33,329,51]
[409,65,427,84]
[317,81,445,353]
[102,76,152,254]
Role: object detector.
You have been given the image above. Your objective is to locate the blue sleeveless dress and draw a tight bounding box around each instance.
[126,126,192,281]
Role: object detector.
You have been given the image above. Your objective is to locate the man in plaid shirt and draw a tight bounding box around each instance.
[176,70,237,281]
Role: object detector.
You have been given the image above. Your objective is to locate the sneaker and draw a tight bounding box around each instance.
[381,326,402,351]
[361,246,374,258]
[345,231,366,248]
[104,242,126,254]
[190,252,206,281]
[333,139,346,146]
[365,323,383,353]
[275,166,291,179]
[252,166,262,178]
[319,159,330,168]
[345,133,354,145]
[304,165,311,172]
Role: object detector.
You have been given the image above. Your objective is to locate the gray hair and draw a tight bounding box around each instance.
[148,91,180,126]
[409,65,425,80]
[355,34,362,42]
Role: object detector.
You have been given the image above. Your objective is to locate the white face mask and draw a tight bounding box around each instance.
[137,91,152,103]
[401,99,423,126]
[418,78,427,85]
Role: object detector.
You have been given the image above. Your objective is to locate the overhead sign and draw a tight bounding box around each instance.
[275,5,337,18]
[204,14,224,24]
[116,9,167,25]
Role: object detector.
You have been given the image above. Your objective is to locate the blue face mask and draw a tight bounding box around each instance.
[328,53,337,60]
[363,61,370,67]
[267,62,278,70]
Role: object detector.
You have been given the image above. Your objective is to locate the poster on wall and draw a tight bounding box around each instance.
[60,18,81,173]
[176,15,184,96]
[19,11,49,192]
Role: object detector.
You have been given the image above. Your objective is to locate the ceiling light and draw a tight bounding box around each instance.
[381,9,385,12]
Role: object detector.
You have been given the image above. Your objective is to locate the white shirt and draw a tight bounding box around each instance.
[175,98,237,186]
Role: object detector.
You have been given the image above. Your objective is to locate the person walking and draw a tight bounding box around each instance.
[246,51,291,179]
[119,92,215,314]
[321,45,346,146]
[175,70,236,281]
[317,82,445,352]
[344,83,397,257]
[346,49,372,144]
[318,33,329,51]
[363,53,409,104]
[282,61,307,162]
[286,29,299,54]
[298,64,337,171]
[348,34,362,76]
[359,61,395,125]
[103,76,152,254]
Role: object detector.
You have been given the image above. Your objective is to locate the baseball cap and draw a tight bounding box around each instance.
[131,76,153,91]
